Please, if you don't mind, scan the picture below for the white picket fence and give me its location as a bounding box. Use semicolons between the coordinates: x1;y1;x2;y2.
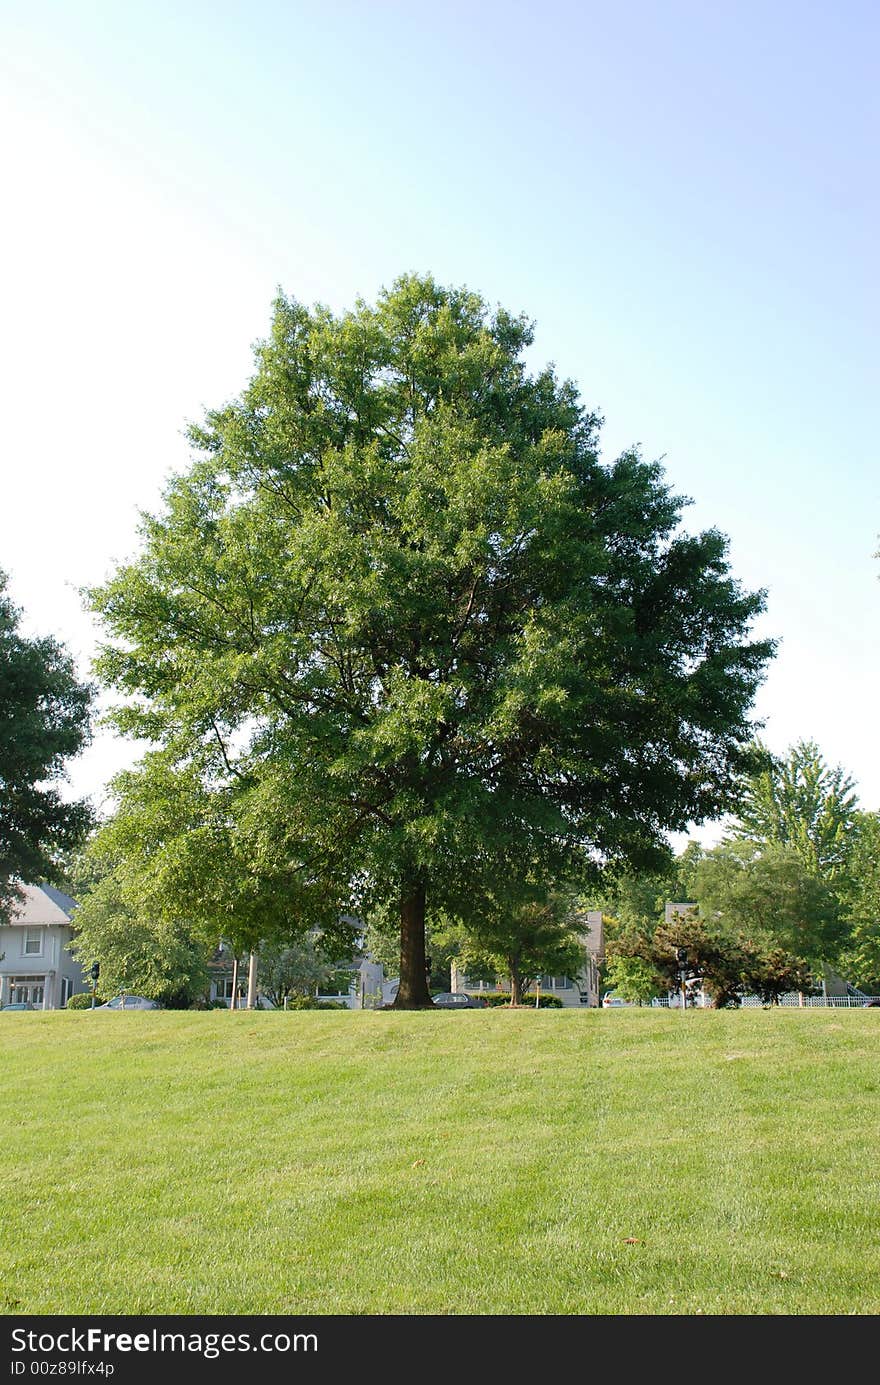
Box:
653;992;879;1009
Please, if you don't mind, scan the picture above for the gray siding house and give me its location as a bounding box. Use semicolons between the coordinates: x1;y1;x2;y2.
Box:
0;884;88;1009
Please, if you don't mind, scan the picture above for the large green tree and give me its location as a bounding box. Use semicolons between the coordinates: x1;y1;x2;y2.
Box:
0;570;93;920
89;275;773;1007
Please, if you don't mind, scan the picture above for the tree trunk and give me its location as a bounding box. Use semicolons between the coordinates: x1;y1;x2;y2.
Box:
392;882;433;1008
509;963;524;1007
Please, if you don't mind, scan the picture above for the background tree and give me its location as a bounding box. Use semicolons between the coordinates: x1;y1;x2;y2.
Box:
602;944;667;1004
837;812;880;992
446;889;585;1006
690;839;847;974
72;750;355;1007
0;569;93;920
731;739;859;877
89;274;774;1007
70;877;209;1006
257;933;357;1007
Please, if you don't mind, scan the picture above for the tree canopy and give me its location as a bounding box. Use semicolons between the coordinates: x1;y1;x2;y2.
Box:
0;569;93;920
730;739;859;877
690;839;847;972
89;274;774;1006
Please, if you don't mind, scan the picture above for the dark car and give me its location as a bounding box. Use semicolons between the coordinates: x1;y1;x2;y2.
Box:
432;992;486;1009
863;999;880;1007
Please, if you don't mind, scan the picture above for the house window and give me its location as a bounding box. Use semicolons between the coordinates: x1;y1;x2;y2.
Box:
24;929;43;956
11;978;44;1005
215;978;236;1000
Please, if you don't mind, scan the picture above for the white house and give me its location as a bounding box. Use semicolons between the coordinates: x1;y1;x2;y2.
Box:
0;884;88;1009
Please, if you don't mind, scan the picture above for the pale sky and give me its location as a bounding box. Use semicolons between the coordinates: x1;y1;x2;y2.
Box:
1;1;878;836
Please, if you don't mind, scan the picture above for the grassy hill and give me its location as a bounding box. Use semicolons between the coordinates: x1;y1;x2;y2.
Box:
2;1007;879;1315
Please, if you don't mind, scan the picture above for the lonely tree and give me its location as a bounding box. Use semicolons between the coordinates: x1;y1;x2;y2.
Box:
90;275;773;1006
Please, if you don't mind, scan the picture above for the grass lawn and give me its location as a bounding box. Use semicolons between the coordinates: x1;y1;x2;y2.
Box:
2;1007;879;1315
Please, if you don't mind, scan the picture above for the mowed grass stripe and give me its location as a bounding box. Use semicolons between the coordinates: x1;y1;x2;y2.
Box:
1;1009;878;1313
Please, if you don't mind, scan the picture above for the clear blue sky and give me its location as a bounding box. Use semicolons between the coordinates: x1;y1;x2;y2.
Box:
2;0;878;832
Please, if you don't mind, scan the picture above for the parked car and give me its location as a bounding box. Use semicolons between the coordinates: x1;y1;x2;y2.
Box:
1;1002;36;1011
432;991;487;1009
601;992;634;1008
95;994;160;1010
863;999;880;1008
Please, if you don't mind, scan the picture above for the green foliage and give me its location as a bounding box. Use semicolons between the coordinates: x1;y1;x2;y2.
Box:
691;839;846;970
838;812;880;991
282;995;348;1010
81;750;349;960
258;933;357;1007
603;950;666;1004
589;854;678;935
0;570;93;919
731;740;859;878
66;992;105;1009
87;274;773;1006
70;874;210;1007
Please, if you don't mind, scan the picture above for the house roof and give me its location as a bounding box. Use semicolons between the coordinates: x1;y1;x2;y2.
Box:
6;883;77;926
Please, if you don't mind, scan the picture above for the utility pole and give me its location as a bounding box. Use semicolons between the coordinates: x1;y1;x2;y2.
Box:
676;948;689;1013
230;956;239;1011
246;951;258;1010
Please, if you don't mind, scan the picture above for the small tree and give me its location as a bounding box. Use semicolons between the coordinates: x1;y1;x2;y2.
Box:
603;947;666;1004
70;877;209;1006
454;891;584;1006
258;934;357;1007
740;942;814;1006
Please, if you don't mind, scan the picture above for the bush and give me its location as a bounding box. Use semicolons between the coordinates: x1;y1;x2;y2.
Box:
283;996;348;1010
67;992;104;1009
480;992;564;1008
